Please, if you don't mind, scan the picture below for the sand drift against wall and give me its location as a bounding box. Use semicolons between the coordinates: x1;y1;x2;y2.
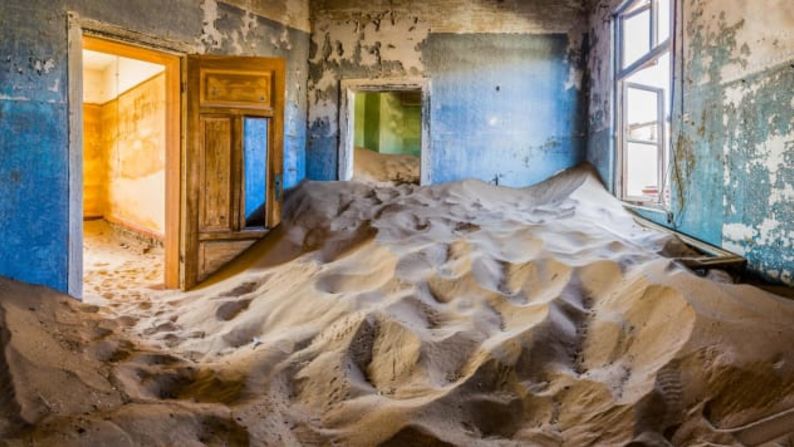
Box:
0;166;793;445
354;146;420;185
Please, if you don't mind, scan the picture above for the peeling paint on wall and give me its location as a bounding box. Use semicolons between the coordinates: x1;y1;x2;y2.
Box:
306;5;432;180
222;0;310;33
0;0;310;292
307;0;588;185
586;0;794;285
311;0;585;34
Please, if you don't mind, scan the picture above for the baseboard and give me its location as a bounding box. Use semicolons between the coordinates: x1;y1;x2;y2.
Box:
103;216;164;246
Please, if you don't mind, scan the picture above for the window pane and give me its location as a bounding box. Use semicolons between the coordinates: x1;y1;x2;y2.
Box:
658;0;671;43
622;8;651;68
625;0;650;14
625;53;671;112
626;87;660;142
626;142;659;198
243;117;268;228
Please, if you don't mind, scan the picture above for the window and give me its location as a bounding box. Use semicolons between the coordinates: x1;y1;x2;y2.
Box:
614;0;673;206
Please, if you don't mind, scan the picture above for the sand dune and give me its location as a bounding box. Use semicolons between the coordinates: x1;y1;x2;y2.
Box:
353;147;420;184
1;166;793;446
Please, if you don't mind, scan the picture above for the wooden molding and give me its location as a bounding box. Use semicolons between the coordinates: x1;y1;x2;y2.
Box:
632;214;747;272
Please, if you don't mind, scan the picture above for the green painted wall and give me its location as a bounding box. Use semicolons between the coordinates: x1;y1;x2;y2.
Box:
354;92;421;157
354;93;366;148
363;93;381;152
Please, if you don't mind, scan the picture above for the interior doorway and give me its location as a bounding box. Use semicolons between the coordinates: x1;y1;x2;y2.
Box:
338;79;431;185
352;91;421;184
79;36;181;303
69;28;287;297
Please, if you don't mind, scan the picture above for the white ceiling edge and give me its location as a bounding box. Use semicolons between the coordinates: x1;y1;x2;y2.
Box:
83;49;165;104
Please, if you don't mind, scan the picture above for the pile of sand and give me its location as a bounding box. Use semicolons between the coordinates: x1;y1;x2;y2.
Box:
353;147;420;185
1;166;793;446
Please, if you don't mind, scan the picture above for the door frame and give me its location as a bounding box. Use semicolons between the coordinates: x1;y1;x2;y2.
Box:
67;15;185;297
338;78;432;185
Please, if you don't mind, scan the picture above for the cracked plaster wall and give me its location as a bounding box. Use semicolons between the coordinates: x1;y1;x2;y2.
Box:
0;0;310;292
306;0;589;186
586;0;794;284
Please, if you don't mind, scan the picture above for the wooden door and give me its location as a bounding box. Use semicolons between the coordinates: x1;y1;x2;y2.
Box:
185;56;285;288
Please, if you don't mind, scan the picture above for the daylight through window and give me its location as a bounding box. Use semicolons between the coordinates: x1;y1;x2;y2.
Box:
615;0;673;206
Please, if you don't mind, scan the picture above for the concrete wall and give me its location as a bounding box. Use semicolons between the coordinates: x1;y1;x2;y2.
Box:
0;0;310;292
307;0;589;186
586;0;794;284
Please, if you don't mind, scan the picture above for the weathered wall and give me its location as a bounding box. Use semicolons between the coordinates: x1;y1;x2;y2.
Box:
377;92;421;156
307;0;588;186
586;0;794;284
83;103;105;218
0;0;310;292
102;73;167;237
362;93;382;152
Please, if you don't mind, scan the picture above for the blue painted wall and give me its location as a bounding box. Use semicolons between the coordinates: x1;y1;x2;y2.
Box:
306;1;588;185
0;0;70;291
586;0;794;285
423;33;586;187
0;0;310;293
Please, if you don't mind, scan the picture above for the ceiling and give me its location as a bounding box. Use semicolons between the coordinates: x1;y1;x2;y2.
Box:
82;49;165;104
82;49;118;71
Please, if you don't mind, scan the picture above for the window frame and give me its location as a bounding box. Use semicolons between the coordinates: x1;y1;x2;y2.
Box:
613;0;675;208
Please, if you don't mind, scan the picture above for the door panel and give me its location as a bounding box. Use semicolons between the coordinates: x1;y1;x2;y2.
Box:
199;239;256;280
202;70;272;108
185;55;285;288
200;116;234;231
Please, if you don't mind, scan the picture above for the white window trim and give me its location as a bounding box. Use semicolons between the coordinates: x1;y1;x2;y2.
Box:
613;0;675;209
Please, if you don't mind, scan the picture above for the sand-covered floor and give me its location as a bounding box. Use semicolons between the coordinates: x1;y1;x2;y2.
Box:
1;166;794;446
83;220;167;306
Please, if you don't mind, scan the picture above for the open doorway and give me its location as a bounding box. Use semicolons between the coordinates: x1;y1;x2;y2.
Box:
352;91;421;184
79;36;180;303
338;79;430;185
